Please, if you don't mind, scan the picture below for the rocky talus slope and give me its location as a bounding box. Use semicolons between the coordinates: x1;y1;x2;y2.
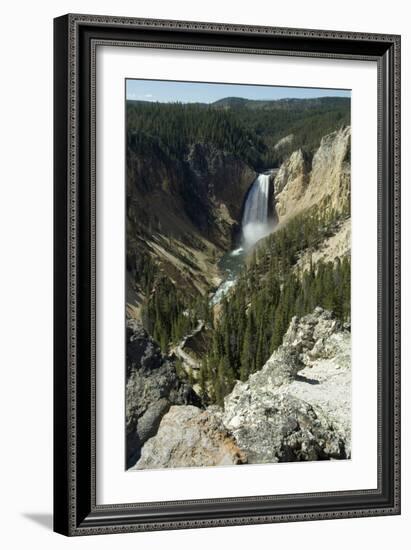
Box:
129;308;351;469
274;126;351;222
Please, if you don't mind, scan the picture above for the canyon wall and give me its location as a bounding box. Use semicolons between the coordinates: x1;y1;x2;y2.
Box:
274;126;351;222
126;142;257;311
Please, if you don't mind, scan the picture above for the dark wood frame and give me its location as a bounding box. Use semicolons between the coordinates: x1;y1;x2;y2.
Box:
54;13;401;536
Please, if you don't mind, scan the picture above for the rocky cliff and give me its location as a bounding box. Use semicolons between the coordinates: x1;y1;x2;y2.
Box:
185;143;257;226
274;126;350;222
126;319;201;468
274;148;310;197
130;308;351;469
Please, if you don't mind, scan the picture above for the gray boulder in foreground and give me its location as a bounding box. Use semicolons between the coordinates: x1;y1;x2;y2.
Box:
222;307;351;463
126;319;201;468
133;405;247;469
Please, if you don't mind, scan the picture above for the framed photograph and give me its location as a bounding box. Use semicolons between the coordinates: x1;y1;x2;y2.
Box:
53;14;401;536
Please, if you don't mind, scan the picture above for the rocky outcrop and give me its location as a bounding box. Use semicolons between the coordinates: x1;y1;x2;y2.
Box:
222;308;351;463
281;307;347;364
274;149;310;197
132;308;351;470
133;405;247;469
126;319;201;468
274;126;350;222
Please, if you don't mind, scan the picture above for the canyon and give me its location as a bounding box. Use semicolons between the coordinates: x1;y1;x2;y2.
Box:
126;96;351;469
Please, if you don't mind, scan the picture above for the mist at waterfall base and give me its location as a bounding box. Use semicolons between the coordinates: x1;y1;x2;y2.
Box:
210;174;275;305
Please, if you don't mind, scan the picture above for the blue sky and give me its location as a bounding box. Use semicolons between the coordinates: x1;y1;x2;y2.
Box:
126;79;351;103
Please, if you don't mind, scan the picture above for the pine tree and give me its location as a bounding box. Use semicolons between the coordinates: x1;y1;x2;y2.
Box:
240;311;256;381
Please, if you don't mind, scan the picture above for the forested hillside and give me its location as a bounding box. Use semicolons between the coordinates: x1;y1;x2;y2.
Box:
212;96;350;166
127;96;350;170
127;101;265;168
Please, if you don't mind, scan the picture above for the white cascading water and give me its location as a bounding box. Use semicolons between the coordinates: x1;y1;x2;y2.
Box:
242;173;273;248
210;172;275;305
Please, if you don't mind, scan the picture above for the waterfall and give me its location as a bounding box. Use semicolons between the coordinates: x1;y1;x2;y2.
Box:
210;172;275;305
242;173;274;248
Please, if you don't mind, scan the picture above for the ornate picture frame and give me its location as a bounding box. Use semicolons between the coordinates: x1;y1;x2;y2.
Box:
53;14;400;536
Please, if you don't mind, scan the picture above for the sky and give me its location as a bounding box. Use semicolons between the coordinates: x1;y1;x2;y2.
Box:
126;79;351;103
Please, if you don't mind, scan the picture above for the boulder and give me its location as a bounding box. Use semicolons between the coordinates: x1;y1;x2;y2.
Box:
133;405;247;469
